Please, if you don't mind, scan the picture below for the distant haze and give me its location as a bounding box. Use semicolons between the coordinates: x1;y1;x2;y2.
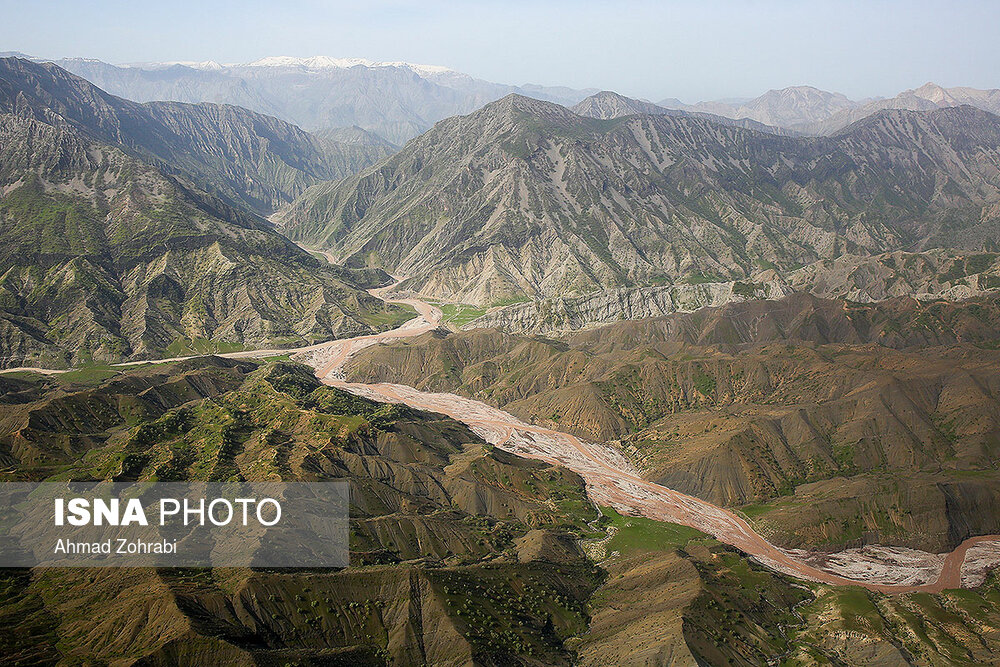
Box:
0;0;996;103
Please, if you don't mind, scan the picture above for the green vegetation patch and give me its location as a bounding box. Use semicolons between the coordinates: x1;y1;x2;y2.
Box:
691;367;716;397
441;303;487;326
681;272;726;285
490;296;532;308
738;503;775;519
600;506;706;554
362;302;417;329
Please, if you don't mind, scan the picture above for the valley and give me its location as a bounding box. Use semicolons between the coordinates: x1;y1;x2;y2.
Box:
300;292;1000;593
9;285;995;593
3;33;1000;663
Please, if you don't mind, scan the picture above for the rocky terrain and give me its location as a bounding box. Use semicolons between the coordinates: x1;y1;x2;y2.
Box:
802;82;1000;135
0;358;603;664
5;40;1000;666
570;90;794;135
786;249;1000;302
470;250;1000;334
467;275;793;334
31;48;1000;145
663;86;857;129
280;94;1000;306
3;351;998;665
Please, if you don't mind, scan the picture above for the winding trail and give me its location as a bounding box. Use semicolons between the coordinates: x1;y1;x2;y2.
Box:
3;282;998;593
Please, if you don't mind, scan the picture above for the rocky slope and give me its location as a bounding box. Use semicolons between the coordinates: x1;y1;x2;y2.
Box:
0;62;408;369
661;82;1000;136
803;81;1000;135
662;86;857;129
471;250;1000;334
0;57;390;215
280;94;1000;305
5;357;993;665
786;248;1000;302
581;527;1000;666
467;274;793;334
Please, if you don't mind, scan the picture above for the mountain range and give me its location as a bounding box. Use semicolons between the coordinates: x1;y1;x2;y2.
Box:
11;53;596;145
0;57;391;215
9;51;1000;146
0;57;407;368
570;90;797;135
663;82;1000;135
279;93;1000;305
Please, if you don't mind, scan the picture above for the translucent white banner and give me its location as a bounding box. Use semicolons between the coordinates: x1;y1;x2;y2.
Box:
0;482;349;567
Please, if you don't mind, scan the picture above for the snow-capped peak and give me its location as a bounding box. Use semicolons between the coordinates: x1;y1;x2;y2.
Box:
243;56;454;77
163;60;224;70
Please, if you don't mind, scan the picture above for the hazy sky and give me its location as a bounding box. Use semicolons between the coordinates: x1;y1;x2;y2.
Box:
2;0;997;102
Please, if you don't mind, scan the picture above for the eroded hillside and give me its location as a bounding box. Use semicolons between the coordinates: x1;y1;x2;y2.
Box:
345;294;1000;553
0;59;409;369
280;95;1000;305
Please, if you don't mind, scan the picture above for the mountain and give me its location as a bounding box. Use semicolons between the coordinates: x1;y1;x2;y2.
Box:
660;86;858;128
572;90;668;117
666;83;1000;136
729;86;856;127
311;124;397;149
0;58;408;368
571;90;795;135
39;54;597;144
803;81;1000;135
279;94;1000;305
469;248;1000;334
0;57;391;215
467;275;794;334
786;248;1000;302
11;357;996;665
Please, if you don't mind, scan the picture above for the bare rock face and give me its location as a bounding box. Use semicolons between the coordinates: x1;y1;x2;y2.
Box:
466;278;794;334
